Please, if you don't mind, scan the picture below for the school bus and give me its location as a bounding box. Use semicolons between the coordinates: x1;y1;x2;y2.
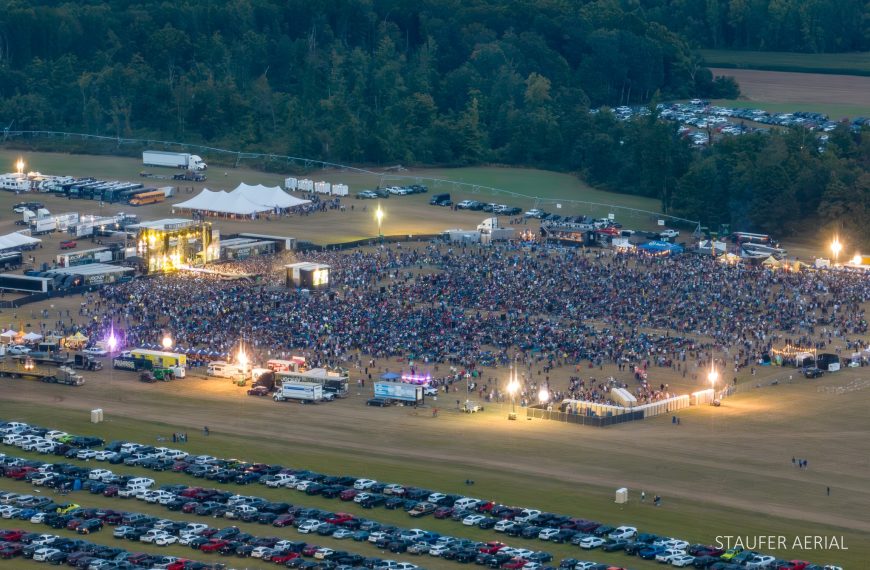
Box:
129;190;166;206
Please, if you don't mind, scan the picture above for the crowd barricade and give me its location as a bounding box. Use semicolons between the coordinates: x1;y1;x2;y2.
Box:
529;393;692;427
526;405;644;427
691;388;714;405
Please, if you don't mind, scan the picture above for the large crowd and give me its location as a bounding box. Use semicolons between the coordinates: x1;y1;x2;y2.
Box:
69;241;870;406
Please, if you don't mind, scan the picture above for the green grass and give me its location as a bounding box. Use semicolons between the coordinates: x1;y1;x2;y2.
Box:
0;401;864;567
701;49;870;76
711;98;869;120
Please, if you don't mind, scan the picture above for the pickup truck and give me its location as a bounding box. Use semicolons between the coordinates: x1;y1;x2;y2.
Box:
659;229;680;239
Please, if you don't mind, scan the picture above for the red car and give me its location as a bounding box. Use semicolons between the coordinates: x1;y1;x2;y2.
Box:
433;507;454;519
66;518;85;531
778;562;810;570
0;530;24;541
339;489;359;501
501;558;527;569
479;542;506;555
0;543;23;558
301;544;319;557
181;502;199;513
325;513;353;525
272;514;296;527
60;240;77;250
477;501;495;512
166;561;190;570
270;552;300;564
6;467;36;480
200;539;229;552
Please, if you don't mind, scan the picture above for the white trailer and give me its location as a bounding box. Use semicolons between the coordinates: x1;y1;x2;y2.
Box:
314;181;331;194
284;177;298;191
142;150;207;171
273;381;323;402
331;184;349;196
297;179;314;192
32;218;57;235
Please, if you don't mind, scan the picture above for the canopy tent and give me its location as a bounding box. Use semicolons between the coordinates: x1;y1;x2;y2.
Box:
762;256;781;268
174;183;310;216
231;183;310;209
0;232;41;251
22;332;43;342
638;241;684;255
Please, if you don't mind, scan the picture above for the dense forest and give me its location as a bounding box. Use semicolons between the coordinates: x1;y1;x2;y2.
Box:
0;1;867;244
639;0;870;53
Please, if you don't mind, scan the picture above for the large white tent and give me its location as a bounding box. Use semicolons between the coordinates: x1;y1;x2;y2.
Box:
0;231;41;252
173;183;310;216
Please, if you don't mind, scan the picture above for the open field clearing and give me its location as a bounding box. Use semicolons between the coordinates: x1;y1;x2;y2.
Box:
701;49;870;76
708;68;870;116
0;362;868;566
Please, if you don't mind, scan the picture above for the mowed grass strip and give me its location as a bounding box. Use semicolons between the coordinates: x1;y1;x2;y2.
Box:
700;49;870;76
0;401;863;566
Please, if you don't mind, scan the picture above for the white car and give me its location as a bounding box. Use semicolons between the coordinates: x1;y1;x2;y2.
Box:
514;509;541;523
655;549;686;563
88;469;114;482
81;347;108;357
297;519;322;533
579;536;607;550
427;492;447;503
294;480;314;492
609;526;637;540
537;528;560;541
494;519;517;532
354;478;377;490
33;548;61;562
30;512;47;523
660;229;680;238
383;483;405;495
428;545;450;557
250;546;276;559
671;554;696;567
462;514;485;526
332;528;354;539
113;526;133;538
353;492;371;504
94;451;117;461
29;534;56;546
154;534;178;546
35;441;57;454
313;548;335;560
7;346;30;355
266;474;295;487
524;209;545;218
394;564;418;570
44;430;67;441
76;449;97;460
745;555;776;569
140;530;170;544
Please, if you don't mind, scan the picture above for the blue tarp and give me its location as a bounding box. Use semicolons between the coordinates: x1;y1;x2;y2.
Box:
638;241;684;254
381;372;401;380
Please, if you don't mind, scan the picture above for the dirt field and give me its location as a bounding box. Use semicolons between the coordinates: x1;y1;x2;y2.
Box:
709;68;870;109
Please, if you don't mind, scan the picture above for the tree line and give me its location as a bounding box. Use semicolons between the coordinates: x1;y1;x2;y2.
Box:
638;0;870;53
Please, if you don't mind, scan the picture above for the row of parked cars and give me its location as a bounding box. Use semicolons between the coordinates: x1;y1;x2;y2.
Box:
356;185;428;199
0;420;844;570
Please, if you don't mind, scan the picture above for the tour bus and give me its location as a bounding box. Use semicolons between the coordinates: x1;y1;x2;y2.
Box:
275;367;348;397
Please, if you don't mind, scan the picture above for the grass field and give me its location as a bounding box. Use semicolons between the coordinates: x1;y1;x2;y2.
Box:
712;98;870;122
701;49;870;76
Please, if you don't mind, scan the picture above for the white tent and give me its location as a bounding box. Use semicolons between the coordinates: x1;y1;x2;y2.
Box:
23;332;43;342
173;183;310;216
0;232;41;251
230;183;310;209
0;329;17;338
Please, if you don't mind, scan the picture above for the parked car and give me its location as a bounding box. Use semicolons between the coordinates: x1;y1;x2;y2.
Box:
59;240;77;250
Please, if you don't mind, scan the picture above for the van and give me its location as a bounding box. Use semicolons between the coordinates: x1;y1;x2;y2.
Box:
429;193;451;206
453;497;480;511
207;361;240;378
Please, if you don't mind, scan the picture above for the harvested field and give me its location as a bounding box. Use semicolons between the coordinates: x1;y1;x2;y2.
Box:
710;68;870;110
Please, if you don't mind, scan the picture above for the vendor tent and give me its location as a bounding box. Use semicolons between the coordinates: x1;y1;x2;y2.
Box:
762;256;781;268
23;332;43;342
0;329;17;341
0;232;41;251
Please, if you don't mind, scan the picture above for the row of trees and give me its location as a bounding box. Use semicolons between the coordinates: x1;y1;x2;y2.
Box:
638;0;870;53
